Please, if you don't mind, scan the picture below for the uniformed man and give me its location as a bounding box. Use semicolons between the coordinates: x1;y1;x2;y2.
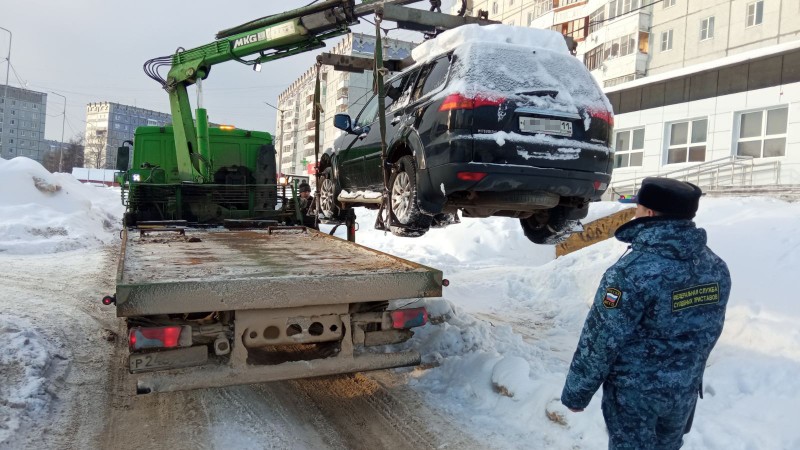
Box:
297;182;317;229
561;177;732;450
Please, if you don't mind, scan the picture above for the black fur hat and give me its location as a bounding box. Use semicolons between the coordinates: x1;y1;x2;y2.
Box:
298;182;311;193
635;177;702;219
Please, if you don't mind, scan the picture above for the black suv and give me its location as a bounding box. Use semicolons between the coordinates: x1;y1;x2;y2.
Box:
318;35;614;244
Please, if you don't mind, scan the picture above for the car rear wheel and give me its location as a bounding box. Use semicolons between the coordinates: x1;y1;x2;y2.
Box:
519;206;580;245
319;168;345;221
389;156;432;237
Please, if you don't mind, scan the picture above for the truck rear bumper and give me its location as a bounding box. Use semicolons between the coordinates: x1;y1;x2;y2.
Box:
135;350;420;394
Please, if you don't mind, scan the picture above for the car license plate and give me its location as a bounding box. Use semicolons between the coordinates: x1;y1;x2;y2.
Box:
519;117;573;136
129;346;208;373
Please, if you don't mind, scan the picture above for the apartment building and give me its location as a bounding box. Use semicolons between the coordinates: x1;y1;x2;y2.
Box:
456;0;800;190
275;32;416;176
84;102;170;170
0;84;48;163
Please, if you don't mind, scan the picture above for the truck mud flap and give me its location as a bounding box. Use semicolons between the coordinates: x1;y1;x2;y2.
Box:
134;350;421;395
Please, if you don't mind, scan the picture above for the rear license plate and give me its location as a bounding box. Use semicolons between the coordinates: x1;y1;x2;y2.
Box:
129;346;208;373
519;117;573;136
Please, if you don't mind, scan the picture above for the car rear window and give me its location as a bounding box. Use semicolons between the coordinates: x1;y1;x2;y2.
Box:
447;42;609;112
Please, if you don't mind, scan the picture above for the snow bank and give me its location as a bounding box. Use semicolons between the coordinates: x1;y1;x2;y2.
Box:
411;24;569;63
0;313;66;444
328;197;800;449
324;208;555;268
0;157;124;254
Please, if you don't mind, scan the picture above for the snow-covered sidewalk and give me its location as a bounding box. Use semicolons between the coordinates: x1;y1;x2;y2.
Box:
2;154;799;449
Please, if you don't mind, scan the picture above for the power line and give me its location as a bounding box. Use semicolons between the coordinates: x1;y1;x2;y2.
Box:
587;0;665;28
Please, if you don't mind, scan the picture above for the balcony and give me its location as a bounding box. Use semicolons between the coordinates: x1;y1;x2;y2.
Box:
305;121;317;131
337;87;348;99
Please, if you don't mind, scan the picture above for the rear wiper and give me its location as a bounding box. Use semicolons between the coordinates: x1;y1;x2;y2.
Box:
516;90;558;99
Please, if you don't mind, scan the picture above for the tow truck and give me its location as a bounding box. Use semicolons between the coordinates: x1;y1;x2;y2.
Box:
106;0;492;394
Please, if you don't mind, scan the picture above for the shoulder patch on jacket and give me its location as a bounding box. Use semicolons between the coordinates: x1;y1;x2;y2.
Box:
672;283;720;312
603;288;622;309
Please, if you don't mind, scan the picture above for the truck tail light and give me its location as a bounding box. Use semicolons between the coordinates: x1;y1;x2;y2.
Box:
439;93;505;111
129;326;182;351
390;308;428;329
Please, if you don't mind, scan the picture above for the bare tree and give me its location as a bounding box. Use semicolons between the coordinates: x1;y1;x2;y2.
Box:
83;129;107;169
42;134;85;173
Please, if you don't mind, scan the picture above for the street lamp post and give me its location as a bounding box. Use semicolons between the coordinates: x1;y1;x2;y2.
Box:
264;101;286;177
0;27;11;156
49;91;66;172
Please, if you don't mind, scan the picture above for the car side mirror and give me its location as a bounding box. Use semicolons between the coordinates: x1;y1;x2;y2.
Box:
333;114;353;134
116;144;131;171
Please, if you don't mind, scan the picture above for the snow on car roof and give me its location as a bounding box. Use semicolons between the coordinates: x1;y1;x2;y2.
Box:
411;24;569;63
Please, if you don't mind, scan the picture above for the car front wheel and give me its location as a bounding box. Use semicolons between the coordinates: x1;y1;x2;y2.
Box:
388;156;432;237
519;206;580;245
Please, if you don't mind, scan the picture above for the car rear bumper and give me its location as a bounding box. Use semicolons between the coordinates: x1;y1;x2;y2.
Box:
417;162;611;215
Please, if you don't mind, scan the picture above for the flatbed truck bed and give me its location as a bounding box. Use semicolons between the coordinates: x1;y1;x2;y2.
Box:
113;226;444;394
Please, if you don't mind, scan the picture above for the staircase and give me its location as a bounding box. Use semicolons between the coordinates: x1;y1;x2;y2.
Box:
605;156;797;200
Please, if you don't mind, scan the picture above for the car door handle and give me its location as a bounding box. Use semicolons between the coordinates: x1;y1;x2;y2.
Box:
390;116;402;126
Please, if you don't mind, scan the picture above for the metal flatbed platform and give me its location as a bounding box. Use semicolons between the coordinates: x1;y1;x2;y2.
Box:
115;227;443;316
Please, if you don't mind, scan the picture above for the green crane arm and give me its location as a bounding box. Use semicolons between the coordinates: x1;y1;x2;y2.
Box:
144;0;359;182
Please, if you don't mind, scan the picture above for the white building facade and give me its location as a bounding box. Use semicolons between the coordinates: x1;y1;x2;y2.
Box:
84;102;170;170
456;0;800;191
275;33;416;176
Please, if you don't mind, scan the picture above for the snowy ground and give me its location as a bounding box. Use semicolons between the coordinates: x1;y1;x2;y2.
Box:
1;155;798;449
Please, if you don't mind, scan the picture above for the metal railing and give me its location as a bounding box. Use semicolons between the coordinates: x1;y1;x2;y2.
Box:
608;155;782;197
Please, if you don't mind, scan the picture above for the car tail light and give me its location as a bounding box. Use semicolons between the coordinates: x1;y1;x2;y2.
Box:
439;93;505;111
586;107;614;144
594;180;608;191
457;171;488;181
129;326;182;351
390;308;429;329
588;108;614;128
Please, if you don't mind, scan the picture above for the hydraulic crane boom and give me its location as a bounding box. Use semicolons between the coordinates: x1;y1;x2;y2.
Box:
144;0;363;182
143;0;434;183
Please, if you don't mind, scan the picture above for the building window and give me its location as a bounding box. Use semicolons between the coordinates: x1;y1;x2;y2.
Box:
746;1;764;27
552;17;589;41
604;33;637;60
492;2;499;14
508;0;513;5
614;128;645;168
663;0;676;7
639;31;650;53
736;107;788;158
660;29;673;51
609;0;641;19
589;7;605;34
667;118;707;164
528;0;553;21
701;16;715;40
584;45;604;71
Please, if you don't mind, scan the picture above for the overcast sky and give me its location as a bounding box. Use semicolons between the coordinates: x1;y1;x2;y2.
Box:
0;0;455;142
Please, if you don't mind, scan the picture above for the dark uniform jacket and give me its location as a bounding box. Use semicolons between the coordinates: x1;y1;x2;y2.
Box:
562;217;732;409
